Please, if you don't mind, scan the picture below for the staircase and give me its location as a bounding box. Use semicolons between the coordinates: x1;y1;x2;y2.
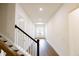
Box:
0;35;27;56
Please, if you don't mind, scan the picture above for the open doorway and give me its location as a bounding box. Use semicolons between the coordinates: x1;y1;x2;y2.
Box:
35;23;46;39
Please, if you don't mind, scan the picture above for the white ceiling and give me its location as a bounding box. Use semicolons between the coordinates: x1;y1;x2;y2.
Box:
19;3;63;23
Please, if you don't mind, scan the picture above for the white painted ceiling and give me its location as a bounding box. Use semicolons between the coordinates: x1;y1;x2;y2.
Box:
19;3;63;23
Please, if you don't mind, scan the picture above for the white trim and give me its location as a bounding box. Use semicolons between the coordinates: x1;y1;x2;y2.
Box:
0;33;31;56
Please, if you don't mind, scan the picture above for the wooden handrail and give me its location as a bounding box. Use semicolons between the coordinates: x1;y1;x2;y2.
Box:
0;40;19;56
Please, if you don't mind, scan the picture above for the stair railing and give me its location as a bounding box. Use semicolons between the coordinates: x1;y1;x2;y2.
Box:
15;25;39;56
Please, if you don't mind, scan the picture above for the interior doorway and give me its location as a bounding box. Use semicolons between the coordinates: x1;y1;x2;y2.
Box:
35;23;46;39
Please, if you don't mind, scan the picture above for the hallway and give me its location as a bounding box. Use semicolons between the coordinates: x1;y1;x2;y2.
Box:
1;3;79;56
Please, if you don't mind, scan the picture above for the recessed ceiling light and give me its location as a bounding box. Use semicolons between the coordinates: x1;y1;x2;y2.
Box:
39;8;43;11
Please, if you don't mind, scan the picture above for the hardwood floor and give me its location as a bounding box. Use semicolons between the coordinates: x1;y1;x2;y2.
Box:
27;39;58;56
40;39;58;56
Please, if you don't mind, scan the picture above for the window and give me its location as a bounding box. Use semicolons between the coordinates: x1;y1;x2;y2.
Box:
35;24;45;38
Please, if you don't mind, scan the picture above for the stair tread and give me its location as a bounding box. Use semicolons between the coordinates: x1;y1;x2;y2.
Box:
5;41;13;47
0;38;7;42
0;35;2;37
8;45;13;47
3;41;7;42
14;50;19;52
20;54;24;56
0;37;27;56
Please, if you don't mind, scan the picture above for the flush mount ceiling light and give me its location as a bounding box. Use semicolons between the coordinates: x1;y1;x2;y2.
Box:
35;22;45;25
39;8;43;11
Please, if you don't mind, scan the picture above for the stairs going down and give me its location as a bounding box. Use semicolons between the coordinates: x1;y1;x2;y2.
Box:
0;35;28;56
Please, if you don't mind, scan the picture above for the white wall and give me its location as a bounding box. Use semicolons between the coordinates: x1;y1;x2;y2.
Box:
15;4;35;50
0;4;2;33
0;4;15;42
46;4;79;56
0;3;35;53
15;4;35;37
69;8;79;55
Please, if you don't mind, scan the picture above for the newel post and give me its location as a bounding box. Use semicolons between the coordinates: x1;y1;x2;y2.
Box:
37;39;39;56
